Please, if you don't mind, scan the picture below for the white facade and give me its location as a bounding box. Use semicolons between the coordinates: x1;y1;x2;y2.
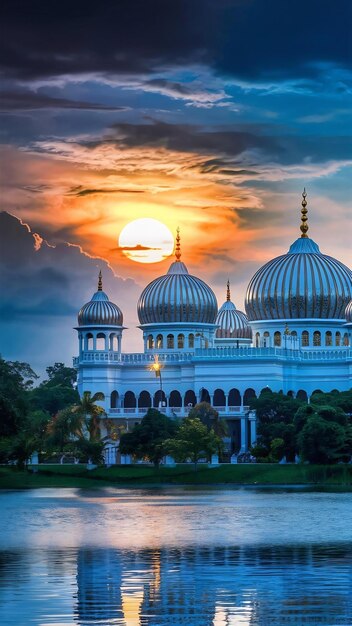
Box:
74;195;352;454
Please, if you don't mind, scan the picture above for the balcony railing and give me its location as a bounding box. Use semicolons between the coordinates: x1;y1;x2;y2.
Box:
108;406;250;418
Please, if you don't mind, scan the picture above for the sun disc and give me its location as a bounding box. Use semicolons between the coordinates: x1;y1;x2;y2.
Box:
119;218;174;264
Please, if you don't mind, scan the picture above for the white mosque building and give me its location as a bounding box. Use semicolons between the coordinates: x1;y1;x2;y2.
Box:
74;192;352;453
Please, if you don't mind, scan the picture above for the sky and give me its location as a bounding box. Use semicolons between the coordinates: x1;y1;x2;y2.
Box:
0;0;351;375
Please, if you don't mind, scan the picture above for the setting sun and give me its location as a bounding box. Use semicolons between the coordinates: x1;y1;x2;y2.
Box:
118;218;174;264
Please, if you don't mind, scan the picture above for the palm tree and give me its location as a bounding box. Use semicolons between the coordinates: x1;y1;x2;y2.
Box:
72;391;106;441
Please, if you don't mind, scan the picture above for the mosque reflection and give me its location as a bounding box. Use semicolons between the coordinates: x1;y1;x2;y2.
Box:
75;544;352;625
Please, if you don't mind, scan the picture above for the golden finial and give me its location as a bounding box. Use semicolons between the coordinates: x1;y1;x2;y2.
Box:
175;227;181;261
226;280;231;301
98;270;103;291
300;188;309;238
284;322;291;335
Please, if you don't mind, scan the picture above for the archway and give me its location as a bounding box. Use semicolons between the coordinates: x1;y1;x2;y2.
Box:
228;388;241;406
169;390;182;407
124;391;136;408
243;388;256;405
200;388;210;403
296;389;308;402
153;390;167;408
110;390;119;408
138;390;151;408
184;390;197;407
213;389;226;407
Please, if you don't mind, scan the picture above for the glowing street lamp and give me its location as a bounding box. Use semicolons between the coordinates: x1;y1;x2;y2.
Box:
149;356;164;408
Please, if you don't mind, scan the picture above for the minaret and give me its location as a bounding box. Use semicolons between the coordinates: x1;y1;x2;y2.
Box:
300;188;309;238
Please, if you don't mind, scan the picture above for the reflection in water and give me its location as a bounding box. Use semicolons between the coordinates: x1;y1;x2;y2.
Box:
0;489;351;625
73;545;352;626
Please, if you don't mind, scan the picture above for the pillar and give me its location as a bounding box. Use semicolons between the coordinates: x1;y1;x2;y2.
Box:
240;417;247;452
250;419;256;446
225;393;229;413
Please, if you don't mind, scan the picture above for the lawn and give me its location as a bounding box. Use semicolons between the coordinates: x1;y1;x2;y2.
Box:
0;463;351;489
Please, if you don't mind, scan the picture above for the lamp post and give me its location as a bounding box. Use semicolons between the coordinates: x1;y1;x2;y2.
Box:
149;356;164;408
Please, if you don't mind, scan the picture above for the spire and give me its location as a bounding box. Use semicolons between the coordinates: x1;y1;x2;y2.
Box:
98;270;103;291
175;227;181;261
300;188;309;238
226;279;231;301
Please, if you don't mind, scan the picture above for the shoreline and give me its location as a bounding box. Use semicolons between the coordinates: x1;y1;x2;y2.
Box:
1;464;352;491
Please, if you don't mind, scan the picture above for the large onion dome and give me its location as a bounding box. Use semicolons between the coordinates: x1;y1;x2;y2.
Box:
345;300;352;323
78;271;123;326
216;281;252;338
245;191;352;321
137;230;218;325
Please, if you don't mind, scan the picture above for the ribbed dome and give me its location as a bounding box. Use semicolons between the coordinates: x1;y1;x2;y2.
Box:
245;237;352;321
78;272;123;326
345;300;352;323
216;282;252;338
137;259;218;325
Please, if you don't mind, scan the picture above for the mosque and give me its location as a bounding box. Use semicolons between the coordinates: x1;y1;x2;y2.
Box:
74;192;352;453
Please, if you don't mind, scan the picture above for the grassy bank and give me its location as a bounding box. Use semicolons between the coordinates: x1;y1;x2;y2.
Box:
1;463;352;489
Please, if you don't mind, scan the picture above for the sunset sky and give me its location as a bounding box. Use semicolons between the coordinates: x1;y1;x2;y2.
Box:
0;0;351;374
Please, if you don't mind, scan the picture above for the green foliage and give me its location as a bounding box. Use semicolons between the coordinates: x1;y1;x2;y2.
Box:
0;358;38;437
188;402;228;438
165;417;221;470
119;408;178;467
29;362;79;415
298;417;349;464
270;437;285;462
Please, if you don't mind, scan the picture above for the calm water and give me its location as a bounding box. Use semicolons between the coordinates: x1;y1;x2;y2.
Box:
0;488;351;625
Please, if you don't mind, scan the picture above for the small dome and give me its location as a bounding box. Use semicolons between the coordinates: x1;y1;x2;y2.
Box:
345;300;352;323
216;282;252;338
137;230;218;325
78;272;123;326
245;192;352;321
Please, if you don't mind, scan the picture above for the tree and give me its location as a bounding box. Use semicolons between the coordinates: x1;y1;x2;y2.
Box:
188;402;228;438
72;391;106;441
119;408;177;467
0;358;38;438
165;417;221;470
30;362;79;415
298;417;349;464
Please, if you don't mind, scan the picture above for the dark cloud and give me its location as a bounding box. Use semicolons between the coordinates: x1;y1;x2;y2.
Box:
66;186;144;197
0;211;140;320
119;245;162;252
0;1;350;83
105;119;280;157
0;90;127;111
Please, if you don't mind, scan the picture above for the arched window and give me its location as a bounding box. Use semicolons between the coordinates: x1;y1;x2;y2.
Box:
110;391;118;408
313;331;321;346
296;389;308;402
153;389;166;408
188;333;195;348
255;332;260;347
302;330;309;347
274;331;281;347
343;332;349;346
228;388;241;406
263;331;270;347
138;390;151;408
336;331;341;346
147;334;154;349
177;333;185;349
124;391;136;408
243;388;256;405
325;331;332;346
213;389;226;407
156;334;163;349
87;333;93;350
109;333;118;351
184;389;197;407
169;390;182;407
200;388;210;403
287;390;294;398
167;334;174;349
96;332;106;350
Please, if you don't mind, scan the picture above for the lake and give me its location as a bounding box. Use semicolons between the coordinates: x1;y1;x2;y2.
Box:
0;487;351;625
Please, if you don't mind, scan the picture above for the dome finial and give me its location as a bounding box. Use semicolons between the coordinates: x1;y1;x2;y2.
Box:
226;279;231;301
175;227;181;261
98;270;103;291
300;188;309;238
